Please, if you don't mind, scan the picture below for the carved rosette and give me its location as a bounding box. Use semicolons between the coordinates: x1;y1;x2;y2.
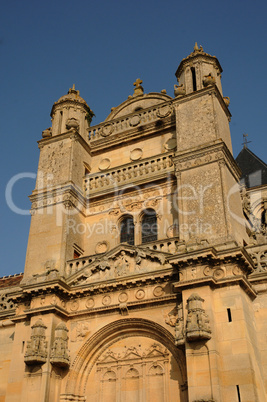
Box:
185;294;211;342
50;322;70;368
24;319;48;365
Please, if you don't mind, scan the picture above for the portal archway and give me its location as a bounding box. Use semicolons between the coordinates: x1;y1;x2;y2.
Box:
62;318;187;401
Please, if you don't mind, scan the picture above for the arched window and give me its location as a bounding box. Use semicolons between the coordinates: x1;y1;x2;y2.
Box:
120;216;135;245
141;209;157;243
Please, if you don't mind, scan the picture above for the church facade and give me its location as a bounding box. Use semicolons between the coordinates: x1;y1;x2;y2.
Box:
1;44;267;401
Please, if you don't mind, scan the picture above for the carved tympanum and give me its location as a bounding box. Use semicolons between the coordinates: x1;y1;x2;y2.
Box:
50;322;70;368
24;319;48;365
185;293;211;342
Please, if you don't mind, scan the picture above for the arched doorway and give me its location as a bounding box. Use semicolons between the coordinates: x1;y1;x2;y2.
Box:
62;319;188;402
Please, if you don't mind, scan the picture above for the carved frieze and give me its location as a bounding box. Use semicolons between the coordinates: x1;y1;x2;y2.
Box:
178;261;247;283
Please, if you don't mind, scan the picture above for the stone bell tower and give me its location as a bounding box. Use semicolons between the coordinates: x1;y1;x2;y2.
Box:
23;86;93;280
173;44;247;247
171;45;264;402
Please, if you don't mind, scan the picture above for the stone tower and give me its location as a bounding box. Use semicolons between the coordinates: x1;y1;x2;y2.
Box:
0;45;267;402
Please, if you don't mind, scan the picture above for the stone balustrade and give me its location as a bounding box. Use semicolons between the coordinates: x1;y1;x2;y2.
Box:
88;101;173;142
140;238;180;254
84;153;174;196
66;256;96;277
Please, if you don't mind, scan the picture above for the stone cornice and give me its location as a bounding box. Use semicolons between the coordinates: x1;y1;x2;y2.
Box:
29;182;87;214
172;139;241;182
168;244;254;270
173;275;257;299
38;129;91;154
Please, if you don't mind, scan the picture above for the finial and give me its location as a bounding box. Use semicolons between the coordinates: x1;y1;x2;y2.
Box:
133;78;144;97
68;84;79;96
194;42;199;51
242;133;251;149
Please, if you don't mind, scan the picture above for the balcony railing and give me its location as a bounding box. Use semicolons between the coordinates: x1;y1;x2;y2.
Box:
84;153;174;196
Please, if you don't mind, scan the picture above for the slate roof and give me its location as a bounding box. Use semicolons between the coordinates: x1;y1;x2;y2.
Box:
235;147;267;188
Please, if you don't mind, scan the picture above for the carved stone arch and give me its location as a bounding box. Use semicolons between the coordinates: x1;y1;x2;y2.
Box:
103;369;116;380
148;362;164;375
62;318;187;401
138;207;157;222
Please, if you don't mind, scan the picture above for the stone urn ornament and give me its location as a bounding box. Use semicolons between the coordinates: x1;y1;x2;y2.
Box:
174;84;186;97
203;73;215;87
223;96;230;107
66;118;79;130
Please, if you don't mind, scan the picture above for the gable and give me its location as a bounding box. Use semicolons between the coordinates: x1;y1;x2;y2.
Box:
67;244;170;287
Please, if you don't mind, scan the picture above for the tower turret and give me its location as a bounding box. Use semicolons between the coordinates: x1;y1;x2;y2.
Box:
175;43;223;96
50;85;93;141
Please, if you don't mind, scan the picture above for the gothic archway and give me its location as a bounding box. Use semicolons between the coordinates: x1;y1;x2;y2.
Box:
61;318;187;401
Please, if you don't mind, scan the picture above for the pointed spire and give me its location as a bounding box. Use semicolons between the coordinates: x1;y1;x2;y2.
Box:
194;42;199;51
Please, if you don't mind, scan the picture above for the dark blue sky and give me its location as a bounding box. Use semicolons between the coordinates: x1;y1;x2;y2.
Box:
1;0;266;277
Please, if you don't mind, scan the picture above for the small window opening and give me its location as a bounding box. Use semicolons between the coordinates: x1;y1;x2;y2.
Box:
73;243;83;259
227;308;232;322
21;341;25;353
236;385;241;402
191;67;197;91
120;216;135;245
58;110;63;134
141;209;158;243
73;250;81;259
